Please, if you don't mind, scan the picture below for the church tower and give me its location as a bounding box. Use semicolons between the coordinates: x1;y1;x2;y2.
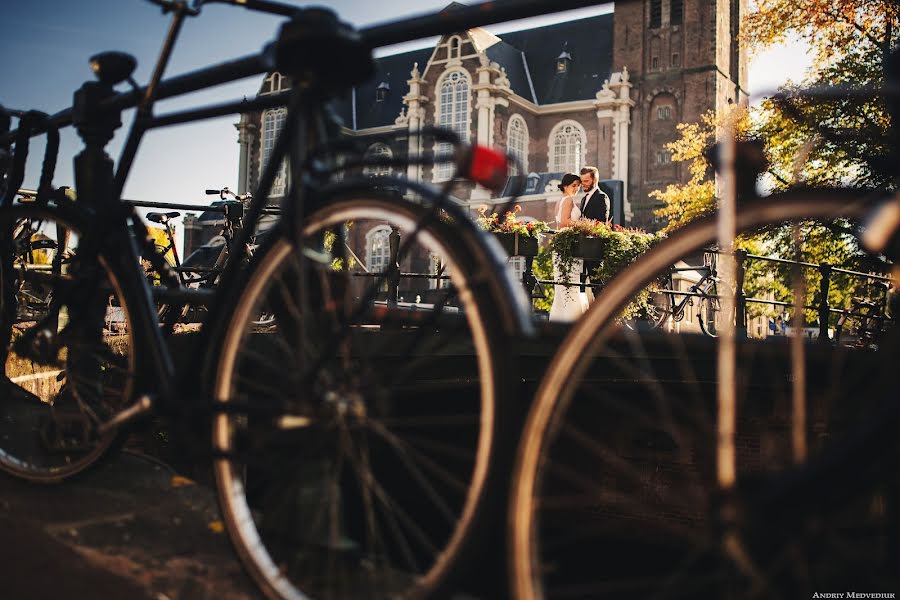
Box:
614;0;748;228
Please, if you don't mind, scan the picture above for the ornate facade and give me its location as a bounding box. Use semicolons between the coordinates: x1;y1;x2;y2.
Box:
236;0;747;231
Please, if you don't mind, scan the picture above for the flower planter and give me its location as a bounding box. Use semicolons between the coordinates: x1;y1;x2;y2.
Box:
572;236;606;260
494;232;539;257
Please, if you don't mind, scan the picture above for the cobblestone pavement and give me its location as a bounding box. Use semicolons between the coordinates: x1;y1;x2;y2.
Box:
0;450;260;600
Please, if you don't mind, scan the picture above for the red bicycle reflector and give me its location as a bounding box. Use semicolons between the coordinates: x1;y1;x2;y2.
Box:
467;145;508;192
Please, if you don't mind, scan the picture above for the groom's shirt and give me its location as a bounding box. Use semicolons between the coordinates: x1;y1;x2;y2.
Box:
580;186;598;212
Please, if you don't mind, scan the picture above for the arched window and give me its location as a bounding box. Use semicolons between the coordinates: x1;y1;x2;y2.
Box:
366;226;392;274
548;120;586;173
657;106;672;120
435;70;471;180
507;115;529;175
262;72;284;95
364;143;392;177
448;36;462;60
262;108;287;197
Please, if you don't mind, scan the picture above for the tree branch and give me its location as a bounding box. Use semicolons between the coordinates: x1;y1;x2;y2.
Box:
823;6;886;50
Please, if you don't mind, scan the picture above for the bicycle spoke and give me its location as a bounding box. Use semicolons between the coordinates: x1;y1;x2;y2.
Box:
367;419;463;521
553;423;707;519
343;429;422;575
232;373;299;406
620;327;701;464
376;415;479;428
398;433;477;463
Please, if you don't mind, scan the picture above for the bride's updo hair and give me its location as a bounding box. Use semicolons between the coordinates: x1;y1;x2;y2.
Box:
557;173;580;191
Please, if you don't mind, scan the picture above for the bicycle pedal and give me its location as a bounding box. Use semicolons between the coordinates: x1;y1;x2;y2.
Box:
40;411;94;453
96;395;154;436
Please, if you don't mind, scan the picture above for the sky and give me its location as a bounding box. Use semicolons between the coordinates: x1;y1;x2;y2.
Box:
1;0;813;211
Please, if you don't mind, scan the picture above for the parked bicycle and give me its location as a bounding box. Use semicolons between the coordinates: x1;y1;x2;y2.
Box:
646;248;722;336
833;279;892;347
510;147;899;600
139;186;272;325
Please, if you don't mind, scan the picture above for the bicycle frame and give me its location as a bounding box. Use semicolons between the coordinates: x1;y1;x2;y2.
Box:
2;0;600;429
660;265;715;317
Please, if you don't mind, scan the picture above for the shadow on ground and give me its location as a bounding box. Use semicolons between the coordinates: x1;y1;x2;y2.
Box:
0;449;259;600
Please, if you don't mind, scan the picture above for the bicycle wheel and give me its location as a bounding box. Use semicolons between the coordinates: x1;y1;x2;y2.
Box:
646;285;673;330
211;191;523;599
698;288;720;337
510;189;899;599
0;204;135;482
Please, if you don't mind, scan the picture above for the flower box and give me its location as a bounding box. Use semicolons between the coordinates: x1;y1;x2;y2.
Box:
572;236;606;260
494;232;539;257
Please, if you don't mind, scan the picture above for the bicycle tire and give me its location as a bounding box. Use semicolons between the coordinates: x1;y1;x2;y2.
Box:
510;188;896;599
0;203;135;482
647;286;672;330
211;191;522;599
697;288;720;337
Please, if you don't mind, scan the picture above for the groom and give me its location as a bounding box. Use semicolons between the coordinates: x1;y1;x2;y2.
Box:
578;166;611;301
578;166;611;223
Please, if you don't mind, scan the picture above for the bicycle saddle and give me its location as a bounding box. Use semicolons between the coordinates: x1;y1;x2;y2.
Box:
146;211;180;224
89;51;137;85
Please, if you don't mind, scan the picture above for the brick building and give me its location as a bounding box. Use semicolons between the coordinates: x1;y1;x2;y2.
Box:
235;0;747;232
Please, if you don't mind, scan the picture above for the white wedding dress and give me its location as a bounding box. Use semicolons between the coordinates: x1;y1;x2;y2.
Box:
549;198;590;322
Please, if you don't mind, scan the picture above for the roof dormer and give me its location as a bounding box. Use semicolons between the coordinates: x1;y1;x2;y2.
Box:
556;45;572;74
375;81;390;103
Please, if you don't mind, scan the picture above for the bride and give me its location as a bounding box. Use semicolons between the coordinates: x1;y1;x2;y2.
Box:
549;173;590;322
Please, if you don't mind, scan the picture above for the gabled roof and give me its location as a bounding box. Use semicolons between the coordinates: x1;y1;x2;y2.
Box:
496;13;613;105
484;39;535;102
333;12;614;130
332;46;433;131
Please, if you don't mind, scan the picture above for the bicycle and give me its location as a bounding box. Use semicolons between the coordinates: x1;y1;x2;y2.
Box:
508;64;900;596
510;183;900;599
0;0;605;598
4;199;65;323
833;279;892;347
141;186;268;325
646;248;722;336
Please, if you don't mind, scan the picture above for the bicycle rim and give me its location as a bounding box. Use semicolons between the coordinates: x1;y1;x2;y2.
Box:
511;189;897;599
212;194;506;599
0;204;134;482
698;292;720;337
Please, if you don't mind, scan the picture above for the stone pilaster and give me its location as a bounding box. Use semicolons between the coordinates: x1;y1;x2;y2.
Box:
235;113;257;196
402;62;428;182
595;67;634;223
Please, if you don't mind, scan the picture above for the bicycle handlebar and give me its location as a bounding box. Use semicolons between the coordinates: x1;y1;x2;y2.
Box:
145;0;200;16
198;0;296;17
206;186;251;201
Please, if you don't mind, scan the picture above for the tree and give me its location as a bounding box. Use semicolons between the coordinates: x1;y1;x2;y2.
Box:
650;107;750;232
649;114;717;232
744;0;898;190
655;0;899;221
647;1;899;329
